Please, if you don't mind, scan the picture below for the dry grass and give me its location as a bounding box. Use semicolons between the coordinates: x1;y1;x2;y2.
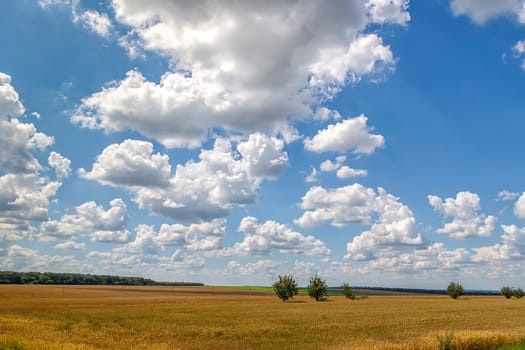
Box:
0;285;524;350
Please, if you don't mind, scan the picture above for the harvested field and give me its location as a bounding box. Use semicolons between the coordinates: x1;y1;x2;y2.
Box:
0;285;524;350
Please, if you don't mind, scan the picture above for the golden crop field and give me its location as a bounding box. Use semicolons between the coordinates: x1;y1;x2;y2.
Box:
0;285;524;350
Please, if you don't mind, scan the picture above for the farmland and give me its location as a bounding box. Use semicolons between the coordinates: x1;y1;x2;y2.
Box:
0;285;524;350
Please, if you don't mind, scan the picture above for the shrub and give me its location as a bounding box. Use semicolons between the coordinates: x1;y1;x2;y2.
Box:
501;286;514;299
514;288;524;299
447;282;464;300
272;275;298;302
342;282;354;300
307;275;328;301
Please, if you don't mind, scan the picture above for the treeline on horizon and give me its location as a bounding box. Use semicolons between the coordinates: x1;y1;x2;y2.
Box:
0;271;203;286
330;286;500;296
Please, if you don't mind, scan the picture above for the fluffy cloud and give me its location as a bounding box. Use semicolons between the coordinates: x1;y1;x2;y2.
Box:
54;240;86;250
295;183;379;228
450;0;525;24
237;133;288;180
513;192;525;218
74;9;112;37
473;225;525;261
428;191;496;239
40;198;130;243
363;242;472;273
0;72;25;119
0;174;61;240
233;216;330;256
156;219;226;251
304;115;384;154
84;136;287;221
344;188;423;260
79;139;171;188
336;166;368;179
226;259;283;279
48;151;71;179
0;244;82;272
73;1;408;148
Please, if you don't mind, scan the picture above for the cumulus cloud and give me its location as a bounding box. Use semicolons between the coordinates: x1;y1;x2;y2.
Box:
336;166;368;179
513;192;525;218
73;9;112;37
0;174;61;240
73;1;408;148
84;135;287;221
364;242;472;273
156;219;226;251
79;139;171;188
226;259;283;279
295;183;379;228
40;198;130;243
1;244;82;273
233;216;330;256
48;151;71;179
0;72;25;119
473;224;525;262
54;240;85;250
428;191;496;239
304;115;384;154
450;0;525;24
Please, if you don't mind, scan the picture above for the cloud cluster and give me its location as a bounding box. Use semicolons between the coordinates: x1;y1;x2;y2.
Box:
82;135;288;221
428;191;495;239
0;72;61;241
450;0;525;24
72;0;408;148
40;198;130;244
233;216;330;256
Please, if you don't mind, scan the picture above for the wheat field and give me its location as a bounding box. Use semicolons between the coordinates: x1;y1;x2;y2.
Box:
0;285;524;350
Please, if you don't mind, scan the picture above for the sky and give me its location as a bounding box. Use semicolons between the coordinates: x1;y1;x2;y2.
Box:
1;0;525;289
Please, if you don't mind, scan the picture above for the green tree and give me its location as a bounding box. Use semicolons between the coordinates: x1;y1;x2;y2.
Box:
501;286;514;299
307;275;328;301
272;275;298;302
514;288;524;299
447;282;464;300
342;282;354;300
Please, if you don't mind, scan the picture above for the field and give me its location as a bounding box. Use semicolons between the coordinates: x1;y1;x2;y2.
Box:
1;285;524;350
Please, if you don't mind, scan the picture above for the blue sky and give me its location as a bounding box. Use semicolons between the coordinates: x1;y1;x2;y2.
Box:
1;0;525;289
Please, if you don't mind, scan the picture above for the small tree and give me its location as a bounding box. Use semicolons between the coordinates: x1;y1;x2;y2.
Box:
342;282;354;300
272;275;298;302
307;275;328;301
514;288;524;299
501;286;514;299
447;282;464;300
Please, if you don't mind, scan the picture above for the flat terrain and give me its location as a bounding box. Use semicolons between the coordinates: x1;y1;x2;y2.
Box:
0;285;524;350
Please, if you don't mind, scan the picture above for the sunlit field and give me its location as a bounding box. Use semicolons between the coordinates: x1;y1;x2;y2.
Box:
1;285;524;350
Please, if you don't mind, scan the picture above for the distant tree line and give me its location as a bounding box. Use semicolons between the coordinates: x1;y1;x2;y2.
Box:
0;271;203;286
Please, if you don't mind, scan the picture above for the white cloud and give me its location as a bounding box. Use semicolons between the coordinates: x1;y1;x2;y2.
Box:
237;133;288;180
513;192;525;218
40;198;130;243
336;166;368;179
233;216;330;256
0;173;61;240
367;0;411;25
497;190;520;201
305;167;318;183
344;188;423;260
320;156;347;172
156;219;225;251
364;242;472;273
0;118;54;173
295;183;379;228
0;72;25;119
79;139;171;188
73;1;408;148
428;191;496;239
304;115;384;154
48;151;71;179
226;259;283;278
84;136;287;221
473;224;525;261
1;244;82;273
74;9;112;37
450;0;525;24
54;240;85;250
